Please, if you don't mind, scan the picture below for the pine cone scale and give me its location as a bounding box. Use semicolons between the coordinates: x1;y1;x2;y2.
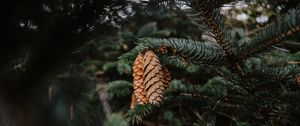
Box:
145;77;160;89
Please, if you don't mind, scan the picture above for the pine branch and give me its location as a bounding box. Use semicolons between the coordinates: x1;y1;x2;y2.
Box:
246;65;299;80
165;79;253;112
119;38;226;67
106;80;132;99
192;0;233;57
238;4;300;59
167;78;229;98
126;104;152;125
191;0;253;95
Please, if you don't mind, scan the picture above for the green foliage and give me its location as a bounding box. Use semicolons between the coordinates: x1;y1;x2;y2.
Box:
168;79;202;93
112;1;300;126
247;65;298;79
168;78;229;98
191;0;233;55
201;77;228;97
119;37;226;67
102;62;132;75
106;80;132;99
239;4;300;59
236;122;251;126
104;113;129;126
163;111;182;126
110;78;230;125
136;22;159;37
126;104;152;125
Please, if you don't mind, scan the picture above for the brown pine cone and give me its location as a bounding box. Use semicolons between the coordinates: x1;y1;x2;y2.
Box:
132;49;172;106
132;53;148;105
143;50;171;106
148;66;171;105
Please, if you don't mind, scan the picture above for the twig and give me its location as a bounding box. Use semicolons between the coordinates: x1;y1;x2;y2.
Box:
287;61;300;64
95;79;112;119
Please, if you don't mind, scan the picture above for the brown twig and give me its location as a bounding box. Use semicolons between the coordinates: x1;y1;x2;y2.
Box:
95;78;112;119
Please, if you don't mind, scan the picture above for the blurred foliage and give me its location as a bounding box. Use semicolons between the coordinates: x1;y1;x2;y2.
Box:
103;113;128;126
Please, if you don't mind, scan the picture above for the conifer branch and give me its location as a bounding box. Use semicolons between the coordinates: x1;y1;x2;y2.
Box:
192;0;232;57
119;38;226;66
238;5;300;59
126;104;152;125
192;0;253;94
167;78;229;98
246;65;299;80
106;80;132;99
165;79;256;112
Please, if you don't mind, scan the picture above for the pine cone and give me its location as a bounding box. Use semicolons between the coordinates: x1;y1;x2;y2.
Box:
132;49;172;106
143;50;171;105
132;53;148;105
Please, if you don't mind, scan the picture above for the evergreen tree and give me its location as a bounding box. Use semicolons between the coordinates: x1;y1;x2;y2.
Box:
107;0;300;125
1;0;300;126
